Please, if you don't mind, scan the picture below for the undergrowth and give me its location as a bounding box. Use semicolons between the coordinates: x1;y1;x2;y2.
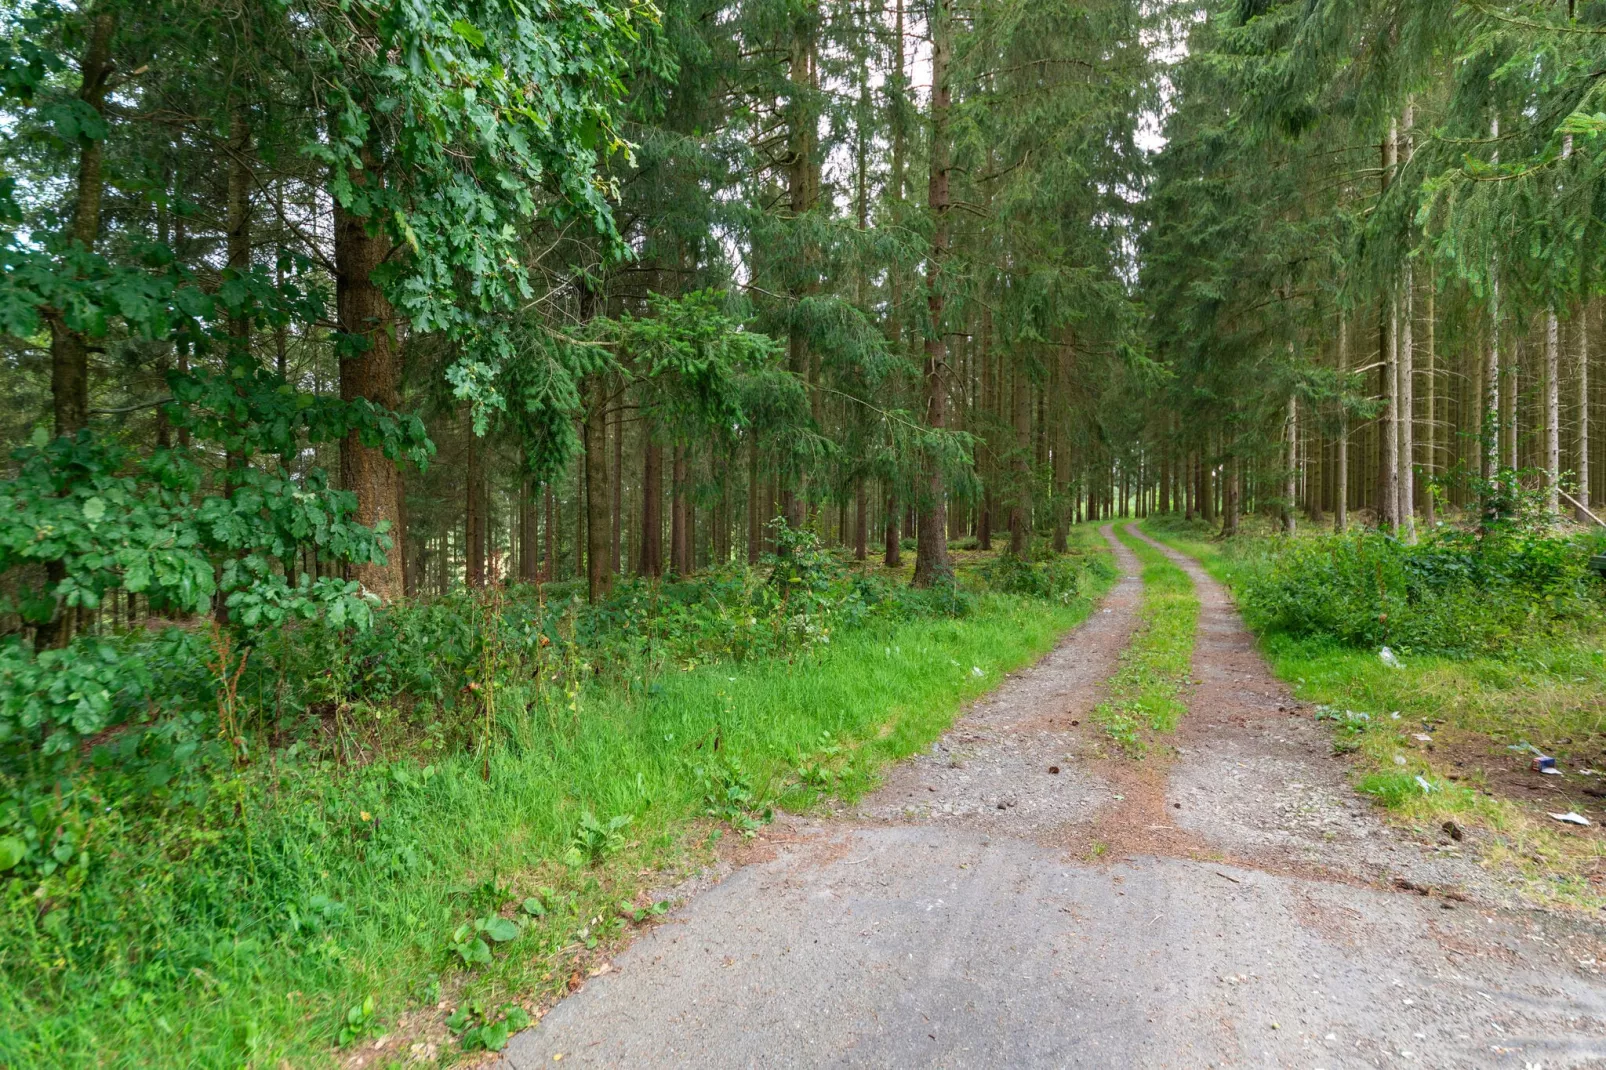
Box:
1142;515;1606;909
0;525;1118;1066
1090;524;1198;755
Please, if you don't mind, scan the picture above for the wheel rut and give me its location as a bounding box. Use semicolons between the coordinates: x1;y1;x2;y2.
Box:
500;525;1606;1069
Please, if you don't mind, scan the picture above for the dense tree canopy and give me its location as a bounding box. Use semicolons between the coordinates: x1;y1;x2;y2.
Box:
5;0;1604;816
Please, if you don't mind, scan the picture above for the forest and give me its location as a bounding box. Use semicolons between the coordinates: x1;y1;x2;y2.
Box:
2;0;1605;1065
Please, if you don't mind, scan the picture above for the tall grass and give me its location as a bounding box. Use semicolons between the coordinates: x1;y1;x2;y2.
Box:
1142;516;1606;909
0;550;1114;1067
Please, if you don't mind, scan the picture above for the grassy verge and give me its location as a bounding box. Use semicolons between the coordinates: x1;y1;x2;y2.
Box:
1090;523;1199;754
1142;516;1606;909
2;538;1116;1068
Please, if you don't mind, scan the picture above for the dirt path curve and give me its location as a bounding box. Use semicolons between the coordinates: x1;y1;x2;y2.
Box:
502;525;1606;1069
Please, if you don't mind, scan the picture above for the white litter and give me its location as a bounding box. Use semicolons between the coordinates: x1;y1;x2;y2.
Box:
1413;733;1433;742
1415;776;1437;793
1549;812;1593;827
1379;647;1404;669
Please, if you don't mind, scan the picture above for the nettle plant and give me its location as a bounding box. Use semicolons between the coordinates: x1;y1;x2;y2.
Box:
0;357;431;885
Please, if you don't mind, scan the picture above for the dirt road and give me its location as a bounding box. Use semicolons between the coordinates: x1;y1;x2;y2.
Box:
501;525;1606;1068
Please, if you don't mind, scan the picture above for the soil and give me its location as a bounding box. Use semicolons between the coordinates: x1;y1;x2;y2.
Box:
497;524;1606;1069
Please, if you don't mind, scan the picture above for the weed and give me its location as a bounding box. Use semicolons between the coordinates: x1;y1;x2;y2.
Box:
564;811;635;867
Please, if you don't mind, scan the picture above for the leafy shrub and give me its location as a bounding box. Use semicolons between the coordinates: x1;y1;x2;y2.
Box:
987;551;1113;604
1236;527;1606;657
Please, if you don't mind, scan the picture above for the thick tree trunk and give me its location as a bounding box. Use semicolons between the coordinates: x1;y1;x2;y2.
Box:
519;476;539;583
335;145;404;601
641;439;663;577
912;0;953;588
48;12;116;442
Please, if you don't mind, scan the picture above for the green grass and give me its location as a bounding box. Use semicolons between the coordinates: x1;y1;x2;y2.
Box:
1;535;1117;1068
1089;523;1199;754
1141;515;1606;908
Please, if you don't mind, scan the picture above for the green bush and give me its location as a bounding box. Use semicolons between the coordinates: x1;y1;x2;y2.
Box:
986;551;1115;604
1235;527;1606;658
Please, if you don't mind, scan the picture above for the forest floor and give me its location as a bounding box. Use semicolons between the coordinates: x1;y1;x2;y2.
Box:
496;524;1606;1069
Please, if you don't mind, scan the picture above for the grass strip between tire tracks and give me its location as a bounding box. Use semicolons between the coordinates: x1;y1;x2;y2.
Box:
1090;524;1199;754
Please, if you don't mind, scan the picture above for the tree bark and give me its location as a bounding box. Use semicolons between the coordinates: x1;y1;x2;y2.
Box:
1283;395;1297;534
1580;304;1592;518
48;11;117;441
1546;307;1561;517
585;374;613;601
465;425;485;587
912;0;953;588
1336;312;1349;532
746;432;762;565
641;438;663;577
671;446;690;575
335;142;403;600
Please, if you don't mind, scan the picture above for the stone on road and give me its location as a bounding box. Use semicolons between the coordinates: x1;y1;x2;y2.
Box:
502;525;1606;1068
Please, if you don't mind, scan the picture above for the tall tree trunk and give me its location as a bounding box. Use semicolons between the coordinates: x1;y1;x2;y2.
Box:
912;0;953;588
465;425;485;587
1423;286;1437;526
1579;304;1592;519
746;432;762;565
1546;308;1561;517
1008;354;1032;558
612;391;623;574
544;482;555;582
1399;265;1416;543
884;489;901;567
584;374;613;601
641;439;663;577
519;476;538;583
1336;312;1349;532
1283;395;1297;534
854;478;868;560
48;12;116;441
335;142;403;600
1483;113;1502;515
671;446;690;575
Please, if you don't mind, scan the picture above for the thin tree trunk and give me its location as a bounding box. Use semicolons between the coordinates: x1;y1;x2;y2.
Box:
612;389;623;574
671;446;690;575
1546;307;1561;517
746;432;762;565
585;375;613;601
1283;395;1297;534
884;489;901;567
1337;312;1349;532
1399;264;1416;543
466;426;485;587
1580;304;1592;518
